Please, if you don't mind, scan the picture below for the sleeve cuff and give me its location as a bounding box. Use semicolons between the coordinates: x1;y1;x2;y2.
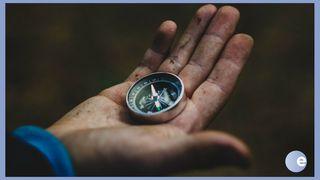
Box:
11;125;75;176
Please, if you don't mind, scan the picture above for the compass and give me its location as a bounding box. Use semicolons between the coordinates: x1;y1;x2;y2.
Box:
126;72;186;123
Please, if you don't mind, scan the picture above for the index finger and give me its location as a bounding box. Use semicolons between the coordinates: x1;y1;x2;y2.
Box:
127;20;177;82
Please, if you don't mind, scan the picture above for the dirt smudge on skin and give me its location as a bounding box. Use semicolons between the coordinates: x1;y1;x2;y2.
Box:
196;17;202;24
169;56;178;64
178;36;191;50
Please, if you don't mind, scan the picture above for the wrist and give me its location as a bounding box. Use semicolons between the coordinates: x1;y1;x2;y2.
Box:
12;125;75;176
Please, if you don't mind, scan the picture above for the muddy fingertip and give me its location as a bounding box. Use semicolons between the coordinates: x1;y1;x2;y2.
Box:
196;4;217;19
219;6;240;19
159;20;177;34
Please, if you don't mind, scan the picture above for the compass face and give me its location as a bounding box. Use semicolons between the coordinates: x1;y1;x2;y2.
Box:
126;72;184;115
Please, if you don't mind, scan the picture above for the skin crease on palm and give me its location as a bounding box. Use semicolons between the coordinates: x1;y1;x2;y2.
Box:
47;4;254;175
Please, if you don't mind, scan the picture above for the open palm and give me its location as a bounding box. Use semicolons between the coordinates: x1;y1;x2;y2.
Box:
47;4;254;175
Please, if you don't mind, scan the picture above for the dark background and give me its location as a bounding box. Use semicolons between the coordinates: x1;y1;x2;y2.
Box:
6;4;314;176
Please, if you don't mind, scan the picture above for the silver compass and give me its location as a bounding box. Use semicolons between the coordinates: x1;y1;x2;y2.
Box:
126;72;186;123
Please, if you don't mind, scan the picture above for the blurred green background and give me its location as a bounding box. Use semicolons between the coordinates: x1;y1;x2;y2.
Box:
6;4;314;176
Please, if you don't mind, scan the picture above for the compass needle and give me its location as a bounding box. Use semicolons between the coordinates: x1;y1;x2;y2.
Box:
151;84;158;97
155;101;161;111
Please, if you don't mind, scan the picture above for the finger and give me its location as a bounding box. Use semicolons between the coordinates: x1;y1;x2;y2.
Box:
158;4;217;74
169;34;253;132
179;6;240;97
153;131;251;175
191;34;254;127
127;20;177;82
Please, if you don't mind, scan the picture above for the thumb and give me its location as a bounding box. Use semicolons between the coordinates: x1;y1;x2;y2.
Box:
189;131;251;168
156;130;251;174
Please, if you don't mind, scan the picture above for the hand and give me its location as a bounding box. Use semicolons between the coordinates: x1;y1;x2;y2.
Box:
47;4;254;175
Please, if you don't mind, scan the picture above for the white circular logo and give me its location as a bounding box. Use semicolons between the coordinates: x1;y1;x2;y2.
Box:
285;150;307;173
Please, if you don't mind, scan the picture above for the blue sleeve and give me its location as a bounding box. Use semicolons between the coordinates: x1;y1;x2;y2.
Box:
7;125;75;176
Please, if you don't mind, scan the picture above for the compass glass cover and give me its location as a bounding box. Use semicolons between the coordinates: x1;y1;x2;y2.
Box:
127;73;183;114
